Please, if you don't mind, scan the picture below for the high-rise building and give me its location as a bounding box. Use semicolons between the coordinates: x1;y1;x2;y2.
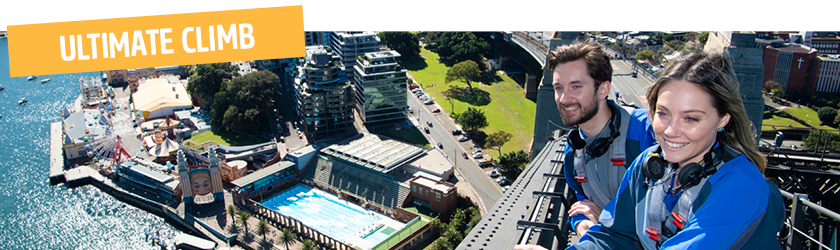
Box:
813;55;840;94
293;46;356;140
762;44;819;99
353;50;408;129
305;31;330;46
705;31;765;132
329;32;381;82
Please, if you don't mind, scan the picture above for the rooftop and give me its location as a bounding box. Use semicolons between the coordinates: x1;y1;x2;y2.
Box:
323;133;424;172
231;160;296;188
412;175;455;193
405;148;453;176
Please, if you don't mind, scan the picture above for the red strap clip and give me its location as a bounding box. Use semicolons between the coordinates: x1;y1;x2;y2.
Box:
672;212;686;229
575;176;587;183
646;228;660;241
611;158;625;166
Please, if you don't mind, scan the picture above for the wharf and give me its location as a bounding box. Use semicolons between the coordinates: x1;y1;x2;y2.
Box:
49;122;66;185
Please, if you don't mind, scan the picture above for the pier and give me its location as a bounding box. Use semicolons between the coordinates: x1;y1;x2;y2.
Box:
49;122;66;185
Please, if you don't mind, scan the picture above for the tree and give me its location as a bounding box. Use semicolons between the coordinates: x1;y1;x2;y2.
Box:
430;32;490;64
458;107;489;132
187;63;240;108
445;60;481;89
771;89;785;99
238;211;251;233
667;40;686;51
636;50;655;60
498;150;530;176
763;80;783;92
817;107;838;125
803;130;840;151
484;131;513;155
279;228;297;250
226;204;239;225
213;70;281;134
431;238;451;250
256;220;269;243
301;239;317;250
698;32;710;44
378;31;420;60
683;32;698;41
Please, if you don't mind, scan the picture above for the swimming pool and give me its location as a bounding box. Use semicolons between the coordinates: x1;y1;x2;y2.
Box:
260;184;384;243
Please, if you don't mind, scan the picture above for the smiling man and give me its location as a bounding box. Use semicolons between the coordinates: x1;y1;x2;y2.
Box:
548;42;656;237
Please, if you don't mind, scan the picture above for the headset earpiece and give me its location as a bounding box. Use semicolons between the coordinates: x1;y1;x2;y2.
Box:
642;152;666;181
677;163;705;187
568;128;586;150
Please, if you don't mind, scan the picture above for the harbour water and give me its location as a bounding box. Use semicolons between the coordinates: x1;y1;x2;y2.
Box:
0;38;181;249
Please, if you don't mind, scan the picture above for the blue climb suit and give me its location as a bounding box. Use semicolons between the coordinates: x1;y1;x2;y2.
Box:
569;144;785;250
563;100;656;230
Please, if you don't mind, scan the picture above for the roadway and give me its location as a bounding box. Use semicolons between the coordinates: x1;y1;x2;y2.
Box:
405;87;503;213
608;59;653;109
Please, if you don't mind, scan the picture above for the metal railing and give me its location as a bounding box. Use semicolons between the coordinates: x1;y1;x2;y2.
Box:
780;189;839;250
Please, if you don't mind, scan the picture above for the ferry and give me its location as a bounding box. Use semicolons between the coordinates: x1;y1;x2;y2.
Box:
27;76;36;81
40;78;51;83
18;97;28;105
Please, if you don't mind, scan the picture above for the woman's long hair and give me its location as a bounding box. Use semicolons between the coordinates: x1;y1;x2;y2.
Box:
646;51;766;173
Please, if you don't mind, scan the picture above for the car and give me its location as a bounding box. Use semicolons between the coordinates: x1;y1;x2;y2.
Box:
424;100;434;105
410;84;420;89
424;127;430;133
437;142;443;149
462;152;469;159
479;160;495;168
488;170;500;178
502;186;509;193
408;108;414;114
432;108;440;113
458;136;469;142
412;88;421;93
452;129;462;135
279;136;285;142
427;121;433;127
473;149;483;154
472;152;483;159
497;177;511;186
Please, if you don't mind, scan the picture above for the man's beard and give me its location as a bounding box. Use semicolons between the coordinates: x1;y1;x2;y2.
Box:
559;97;600;126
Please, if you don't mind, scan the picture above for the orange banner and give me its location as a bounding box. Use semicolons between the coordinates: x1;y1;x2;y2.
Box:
7;6;304;77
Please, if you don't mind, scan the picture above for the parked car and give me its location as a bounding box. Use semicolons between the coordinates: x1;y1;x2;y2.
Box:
502;186;509;193
412;88;421;93
473;149;483;155
452;129;462;135
489;170;500;178
497;177;511;186
472;152;483;159
437;142;443;149
424;127;430;133
410;84;420;89
479;160;495;168
427;121;433;127
424;100;434;105
432;108;440;113
462;152;469;159
408;108;414;114
458;136;469;142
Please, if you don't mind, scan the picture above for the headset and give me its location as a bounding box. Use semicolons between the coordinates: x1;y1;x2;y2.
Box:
642;142;723;190
567;102;621;159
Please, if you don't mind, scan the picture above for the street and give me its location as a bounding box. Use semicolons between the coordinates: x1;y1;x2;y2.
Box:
406;84;502;213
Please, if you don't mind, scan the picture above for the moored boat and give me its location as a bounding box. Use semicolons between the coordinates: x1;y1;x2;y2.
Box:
27;76;36;81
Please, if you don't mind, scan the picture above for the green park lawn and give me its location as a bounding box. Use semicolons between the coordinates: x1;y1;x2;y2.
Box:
186;130;267;147
406;48;537;158
761;115;809;131
783;107;838;131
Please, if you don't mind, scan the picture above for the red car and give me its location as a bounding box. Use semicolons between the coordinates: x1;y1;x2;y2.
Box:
432;108;441;113
462;152;469;159
409;84;419;89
